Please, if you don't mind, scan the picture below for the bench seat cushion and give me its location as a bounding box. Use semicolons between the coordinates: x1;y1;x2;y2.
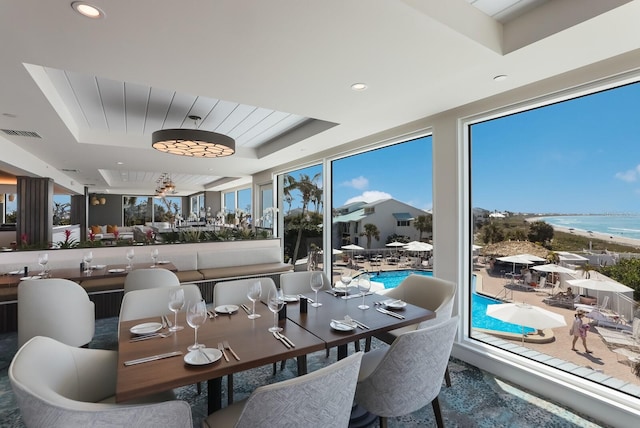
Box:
79;276;126;293
174;270;204;283
199;263;292;280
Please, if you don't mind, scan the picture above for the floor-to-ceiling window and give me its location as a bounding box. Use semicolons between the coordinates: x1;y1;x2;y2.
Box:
330;136;432;282
469;78;640;395
153;196;182;223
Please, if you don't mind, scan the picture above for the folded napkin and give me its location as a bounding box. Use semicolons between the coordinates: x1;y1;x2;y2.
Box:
331;318;357;328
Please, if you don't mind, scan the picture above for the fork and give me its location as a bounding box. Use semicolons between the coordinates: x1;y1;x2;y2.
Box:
223;340;240;360
218;342;229;362
129;331;173;342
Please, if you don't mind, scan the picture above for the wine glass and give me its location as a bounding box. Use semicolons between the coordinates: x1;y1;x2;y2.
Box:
37;253;48;276
168;288;185;331
125;248;135;270
247;281;262;319
310;272;324;307
340;270;352;297
267;288;284;332
150;248;159;268
186;299;208;351
357;274;371;310
83;251;93;274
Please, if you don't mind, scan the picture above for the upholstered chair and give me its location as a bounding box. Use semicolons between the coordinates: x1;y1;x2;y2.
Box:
356;317;459;428
124;268;180;294
9;336;192;428
374;274;456;386
18;278;95;348
280;271;332;295
203;351;363;428
119;283;202;323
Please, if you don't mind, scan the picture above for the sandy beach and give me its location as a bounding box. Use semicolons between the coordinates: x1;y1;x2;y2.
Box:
527;217;640;250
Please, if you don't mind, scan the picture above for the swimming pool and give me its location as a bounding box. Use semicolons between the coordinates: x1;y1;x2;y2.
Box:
369;269;534;335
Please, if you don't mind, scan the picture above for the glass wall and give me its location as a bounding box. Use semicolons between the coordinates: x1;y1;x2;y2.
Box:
153;196;182;224
469;80;640;393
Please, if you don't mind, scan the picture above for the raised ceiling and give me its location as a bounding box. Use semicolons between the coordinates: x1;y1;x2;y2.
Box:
0;0;637;196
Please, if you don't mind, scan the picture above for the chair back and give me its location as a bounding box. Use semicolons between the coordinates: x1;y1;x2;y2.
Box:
280;271;331;296
9;336;193;428
385;274;456;327
356;316;459;417
119;284;202;322
236;352;363;428
18;278;95;347
214;277;276;306
124;268;180;294
599;295;610;310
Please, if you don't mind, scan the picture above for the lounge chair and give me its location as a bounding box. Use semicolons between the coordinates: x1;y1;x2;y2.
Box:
586;309;631;331
543;293;580;309
612;348;640;365
575;295;610;313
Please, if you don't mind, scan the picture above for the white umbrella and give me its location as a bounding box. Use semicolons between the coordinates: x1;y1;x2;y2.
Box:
403;241;433;252
566;278;633;293
318;248;343;255
486;303;567;344
385;241;406;248
341;244;364;251
531;264;576;274
497;255;534;276
518;253;547;262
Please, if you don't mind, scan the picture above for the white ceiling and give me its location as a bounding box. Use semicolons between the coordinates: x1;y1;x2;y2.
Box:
0;0;638;196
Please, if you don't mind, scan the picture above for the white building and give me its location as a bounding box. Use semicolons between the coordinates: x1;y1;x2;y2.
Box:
332;198;430;249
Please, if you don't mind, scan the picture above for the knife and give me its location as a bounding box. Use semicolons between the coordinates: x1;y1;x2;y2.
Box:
273;331;291;348
128;333;161;342
240;304;251;315
342;291;374;300
218;342;229;362
124;351;183;366
276;331;295;348
351;318;370;329
376;307;405;319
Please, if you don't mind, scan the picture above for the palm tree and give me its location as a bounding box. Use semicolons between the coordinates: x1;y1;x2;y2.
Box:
282;174;296;215
360;223;380;249
413;214;432;241
576;263;596;279
290;173;322;263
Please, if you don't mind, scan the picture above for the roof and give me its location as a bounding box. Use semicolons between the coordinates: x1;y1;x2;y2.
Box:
332;209;367;223
392;213;414;220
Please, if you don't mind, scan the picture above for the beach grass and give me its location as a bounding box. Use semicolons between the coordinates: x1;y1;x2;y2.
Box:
552;230;640;253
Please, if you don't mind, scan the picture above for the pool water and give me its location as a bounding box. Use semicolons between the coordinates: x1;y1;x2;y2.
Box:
369;269;534;335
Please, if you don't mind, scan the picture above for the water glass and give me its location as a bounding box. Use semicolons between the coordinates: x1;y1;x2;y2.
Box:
37;253;48;276
186;299;208;351
168;288;185;331
357;274;371;310
126;248;135;269
247;281;261;319
267;288;284;332
340;270;352;296
83;251;93;273
151;248;159;267
310;272;323;307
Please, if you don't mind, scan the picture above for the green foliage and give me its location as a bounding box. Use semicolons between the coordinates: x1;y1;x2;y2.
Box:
360;223;380;249
385;234;409;244
180;229;201;243
413;214;433;241
599;258;640;300
480;222;504;244
527;221;554;244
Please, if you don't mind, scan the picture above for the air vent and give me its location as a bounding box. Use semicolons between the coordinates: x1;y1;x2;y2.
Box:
61;169;80;173
1;129;42;138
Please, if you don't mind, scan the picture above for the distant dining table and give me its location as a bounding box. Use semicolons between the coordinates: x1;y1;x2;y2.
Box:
116;288;435;414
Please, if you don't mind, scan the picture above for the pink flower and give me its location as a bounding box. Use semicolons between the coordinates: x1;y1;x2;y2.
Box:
64;229;71;239
89;231;96;242
113;230;120;239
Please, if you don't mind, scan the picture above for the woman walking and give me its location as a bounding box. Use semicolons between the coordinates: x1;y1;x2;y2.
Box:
571;309;592;353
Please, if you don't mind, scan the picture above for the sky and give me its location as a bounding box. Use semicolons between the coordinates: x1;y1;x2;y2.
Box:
471;80;640;214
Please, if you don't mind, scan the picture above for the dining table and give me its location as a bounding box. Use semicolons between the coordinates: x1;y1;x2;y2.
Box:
116;287;435;415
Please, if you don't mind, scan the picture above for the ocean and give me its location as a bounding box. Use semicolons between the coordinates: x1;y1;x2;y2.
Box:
539;215;640;240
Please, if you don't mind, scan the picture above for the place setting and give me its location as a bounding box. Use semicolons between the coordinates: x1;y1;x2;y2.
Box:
184;299;224;366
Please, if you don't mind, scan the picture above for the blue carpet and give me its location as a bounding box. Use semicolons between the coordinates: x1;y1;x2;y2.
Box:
0;317;608;427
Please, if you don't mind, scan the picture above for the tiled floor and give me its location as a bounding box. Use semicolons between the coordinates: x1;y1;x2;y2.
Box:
0;317;610;427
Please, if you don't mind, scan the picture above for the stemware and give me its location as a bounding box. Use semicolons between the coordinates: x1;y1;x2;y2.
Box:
150;248;159;268
83;251;93;274
168;288;185;331
125;248;135;270
357;274;371;310
267;288;284;332
310;272;324;307
246;281;262;319
186;299;208;351
37;253;48;276
340;270;352;296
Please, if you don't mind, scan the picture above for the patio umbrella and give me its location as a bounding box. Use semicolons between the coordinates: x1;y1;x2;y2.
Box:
566;278;633;294
531;264;576;274
496;255;534;275
403;241;433;252
486;302;567;344
341;244;364;251
385;241;406;248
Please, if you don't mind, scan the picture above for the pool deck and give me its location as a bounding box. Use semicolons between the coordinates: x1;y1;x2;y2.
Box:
331;260;640;392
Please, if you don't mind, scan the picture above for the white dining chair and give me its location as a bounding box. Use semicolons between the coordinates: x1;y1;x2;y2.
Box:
280;271;332;295
374;274;456;386
18;278;95;348
203;351;363;428
119;283;202;322
9;336;192;428
124;268;180;294
356;317;459;428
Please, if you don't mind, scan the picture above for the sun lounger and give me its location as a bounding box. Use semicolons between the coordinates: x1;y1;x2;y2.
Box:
543;294;580;309
587;309;632;332
612;348;640;365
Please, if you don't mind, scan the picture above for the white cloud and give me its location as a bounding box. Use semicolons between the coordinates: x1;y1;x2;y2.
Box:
345;190;392;205
615;164;640;183
341;176;368;190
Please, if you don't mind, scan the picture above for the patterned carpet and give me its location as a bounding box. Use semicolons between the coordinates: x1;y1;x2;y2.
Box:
0;317;609;427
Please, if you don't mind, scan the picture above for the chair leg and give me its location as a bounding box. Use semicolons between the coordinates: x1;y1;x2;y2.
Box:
326;348;330;358
444;366;451;387
379;416;388;428
432;396;444;428
280;359;286;370
196;382;201;395
354;340;361;352
365;336;372;352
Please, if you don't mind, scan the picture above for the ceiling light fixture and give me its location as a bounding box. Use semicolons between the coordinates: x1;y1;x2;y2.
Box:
351;83;368;91
493;74;508;82
152;115;235;158
155;173;176;198
71;2;104;19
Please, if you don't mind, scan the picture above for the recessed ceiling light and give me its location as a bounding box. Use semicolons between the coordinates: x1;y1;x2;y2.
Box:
493;75;508;82
71;2;104;19
116;162;124;165
351;83;368;91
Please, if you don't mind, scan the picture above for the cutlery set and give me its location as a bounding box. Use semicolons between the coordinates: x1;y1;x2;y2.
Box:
240;304;251;315
272;331;295;348
342;291;374;300
124;351;183;366
207;310;218;319
375;307;405;319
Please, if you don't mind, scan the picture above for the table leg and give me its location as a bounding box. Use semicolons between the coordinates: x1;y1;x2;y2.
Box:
207;377;222;414
296;355;308;375
337;343;348;360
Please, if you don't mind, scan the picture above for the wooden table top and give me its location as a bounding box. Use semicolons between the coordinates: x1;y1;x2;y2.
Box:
0;262;177;288
116;304;325;403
